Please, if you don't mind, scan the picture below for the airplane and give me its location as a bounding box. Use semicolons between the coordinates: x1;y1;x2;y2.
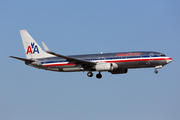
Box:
9;30;172;79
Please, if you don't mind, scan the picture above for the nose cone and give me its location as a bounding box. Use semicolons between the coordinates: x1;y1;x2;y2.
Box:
166;58;172;64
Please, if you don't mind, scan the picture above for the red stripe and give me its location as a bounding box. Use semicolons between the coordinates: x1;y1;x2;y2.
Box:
166;58;172;60
105;57;170;63
43;57;172;67
43;63;75;67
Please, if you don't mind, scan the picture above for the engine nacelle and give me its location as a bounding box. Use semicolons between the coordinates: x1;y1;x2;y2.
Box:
95;63;118;71
110;69;128;74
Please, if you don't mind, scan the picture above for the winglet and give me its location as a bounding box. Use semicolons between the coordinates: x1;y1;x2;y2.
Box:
42;42;50;52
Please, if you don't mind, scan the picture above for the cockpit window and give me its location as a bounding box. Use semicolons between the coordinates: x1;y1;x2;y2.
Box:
159;54;166;57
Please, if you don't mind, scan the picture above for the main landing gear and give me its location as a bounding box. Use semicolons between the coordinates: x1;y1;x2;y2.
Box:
87;71;102;79
87;71;93;77
96;72;102;79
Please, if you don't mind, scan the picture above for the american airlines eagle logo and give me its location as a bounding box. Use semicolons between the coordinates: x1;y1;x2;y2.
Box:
26;42;39;54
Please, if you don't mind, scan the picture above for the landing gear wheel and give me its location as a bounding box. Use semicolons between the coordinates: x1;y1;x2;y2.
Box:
87;72;93;77
154;70;158;74
96;72;102;79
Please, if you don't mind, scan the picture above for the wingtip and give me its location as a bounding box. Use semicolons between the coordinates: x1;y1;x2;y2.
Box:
42;41;50;52
20;30;27;32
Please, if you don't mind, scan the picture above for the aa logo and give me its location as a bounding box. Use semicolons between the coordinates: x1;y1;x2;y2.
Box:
26;42;39;54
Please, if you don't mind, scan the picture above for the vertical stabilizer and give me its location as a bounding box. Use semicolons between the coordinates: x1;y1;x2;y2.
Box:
20;30;54;59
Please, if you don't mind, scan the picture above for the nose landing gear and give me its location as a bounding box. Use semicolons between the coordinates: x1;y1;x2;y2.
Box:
154;65;163;74
154;69;158;74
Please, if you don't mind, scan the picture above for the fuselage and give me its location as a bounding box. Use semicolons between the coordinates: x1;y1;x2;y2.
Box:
34;51;172;72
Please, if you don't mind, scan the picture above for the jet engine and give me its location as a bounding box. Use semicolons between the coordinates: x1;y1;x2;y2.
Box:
110;69;128;74
95;63;118;71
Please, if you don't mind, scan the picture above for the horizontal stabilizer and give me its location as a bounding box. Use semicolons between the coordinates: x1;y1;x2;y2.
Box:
9;56;35;62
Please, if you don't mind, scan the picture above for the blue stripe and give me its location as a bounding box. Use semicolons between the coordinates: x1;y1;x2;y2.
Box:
40;55;160;64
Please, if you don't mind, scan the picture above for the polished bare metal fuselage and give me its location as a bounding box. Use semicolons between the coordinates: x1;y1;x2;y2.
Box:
30;51;171;72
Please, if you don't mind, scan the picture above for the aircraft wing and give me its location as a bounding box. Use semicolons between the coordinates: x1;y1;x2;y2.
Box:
9;56;35;62
42;42;96;66
47;51;96;66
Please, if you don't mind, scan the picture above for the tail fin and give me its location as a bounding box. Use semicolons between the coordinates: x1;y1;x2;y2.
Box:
20;30;54;59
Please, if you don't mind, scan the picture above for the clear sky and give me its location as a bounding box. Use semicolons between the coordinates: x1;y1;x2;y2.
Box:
1;0;180;120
